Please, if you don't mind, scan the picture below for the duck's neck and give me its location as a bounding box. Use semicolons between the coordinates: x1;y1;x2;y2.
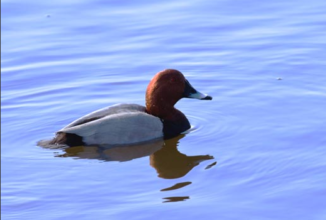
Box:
146;96;177;119
146;104;183;121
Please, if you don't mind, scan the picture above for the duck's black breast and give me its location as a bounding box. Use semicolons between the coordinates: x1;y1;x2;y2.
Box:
162;118;191;139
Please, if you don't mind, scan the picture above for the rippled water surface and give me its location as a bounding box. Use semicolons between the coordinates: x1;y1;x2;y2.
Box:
2;0;326;219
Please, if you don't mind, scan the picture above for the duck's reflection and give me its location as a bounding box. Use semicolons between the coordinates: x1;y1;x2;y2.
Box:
150;135;214;179
58;139;163;162
51;135;214;179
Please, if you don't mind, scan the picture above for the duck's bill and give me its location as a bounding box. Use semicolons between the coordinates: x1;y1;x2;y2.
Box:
188;92;212;100
183;80;213;100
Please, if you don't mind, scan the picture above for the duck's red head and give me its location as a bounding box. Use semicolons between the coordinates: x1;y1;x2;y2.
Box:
146;69;212;119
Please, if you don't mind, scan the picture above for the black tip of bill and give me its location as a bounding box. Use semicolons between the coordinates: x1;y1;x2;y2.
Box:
201;95;212;100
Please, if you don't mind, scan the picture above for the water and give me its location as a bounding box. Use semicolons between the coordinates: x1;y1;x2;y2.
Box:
2;0;326;219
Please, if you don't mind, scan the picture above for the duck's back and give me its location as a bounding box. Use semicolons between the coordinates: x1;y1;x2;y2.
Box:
59;104;163;146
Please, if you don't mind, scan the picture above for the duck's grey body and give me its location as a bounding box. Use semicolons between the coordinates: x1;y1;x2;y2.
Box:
58;104;163;146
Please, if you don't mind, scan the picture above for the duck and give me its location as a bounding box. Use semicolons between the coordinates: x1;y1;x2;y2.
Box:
49;69;212;147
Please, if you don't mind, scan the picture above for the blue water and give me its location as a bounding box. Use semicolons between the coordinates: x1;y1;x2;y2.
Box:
2;0;326;219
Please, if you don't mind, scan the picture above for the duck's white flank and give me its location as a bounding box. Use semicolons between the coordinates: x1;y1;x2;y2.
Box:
59;104;163;145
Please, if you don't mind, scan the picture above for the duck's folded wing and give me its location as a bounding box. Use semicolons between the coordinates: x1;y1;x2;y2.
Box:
59;112;163;145
63;103;146;129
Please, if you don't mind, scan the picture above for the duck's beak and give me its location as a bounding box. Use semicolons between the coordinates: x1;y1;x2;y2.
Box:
183;80;212;100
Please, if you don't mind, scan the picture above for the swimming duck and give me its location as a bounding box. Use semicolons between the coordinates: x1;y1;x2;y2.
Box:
50;69;212;147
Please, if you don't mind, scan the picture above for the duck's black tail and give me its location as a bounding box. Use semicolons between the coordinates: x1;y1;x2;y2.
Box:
38;132;85;147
